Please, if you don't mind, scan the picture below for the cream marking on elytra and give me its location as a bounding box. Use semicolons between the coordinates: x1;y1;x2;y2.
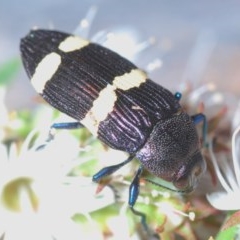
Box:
81;84;117;135
81;69;147;135
113;69;147;90
31;52;61;94
58;36;89;52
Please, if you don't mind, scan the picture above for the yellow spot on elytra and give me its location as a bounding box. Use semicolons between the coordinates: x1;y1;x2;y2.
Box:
113;69;147;90
80;69;147;135
31;52;61;94
81;85;117;135
58;36;89;52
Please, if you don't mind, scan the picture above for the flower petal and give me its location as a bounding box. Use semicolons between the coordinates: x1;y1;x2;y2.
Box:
206;191;240;210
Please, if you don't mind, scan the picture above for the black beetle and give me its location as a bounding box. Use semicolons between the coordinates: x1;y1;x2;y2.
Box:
20;29;206;233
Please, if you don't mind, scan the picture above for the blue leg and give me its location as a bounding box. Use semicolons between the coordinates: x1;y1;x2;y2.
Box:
192;113;207;146
44;122;84;143
35;122;84;151
94;162;159;238
36;122;84;150
92;155;135;182
129;166;147;227
129;167;160;239
174;92;182;101
51;122;84;130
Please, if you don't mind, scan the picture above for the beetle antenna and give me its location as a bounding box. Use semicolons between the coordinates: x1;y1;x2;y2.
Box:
93;155;135;182
191;113;208;147
144;178;193;194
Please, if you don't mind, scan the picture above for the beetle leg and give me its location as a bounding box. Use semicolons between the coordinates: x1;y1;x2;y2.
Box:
92;155;135;182
35;122;84;150
129;166;160;239
129;165;150;234
174;92;182;101
191;113;207;146
51;121;84;130
46;121;84;141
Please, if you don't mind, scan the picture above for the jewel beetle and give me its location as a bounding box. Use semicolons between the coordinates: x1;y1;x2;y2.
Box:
20;29;206;233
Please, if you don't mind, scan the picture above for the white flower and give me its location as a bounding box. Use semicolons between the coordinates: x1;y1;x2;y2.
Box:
74;6;157;66
206;124;240;210
0;129;114;240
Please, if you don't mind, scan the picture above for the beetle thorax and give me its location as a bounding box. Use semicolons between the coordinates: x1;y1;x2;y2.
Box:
136;112;205;190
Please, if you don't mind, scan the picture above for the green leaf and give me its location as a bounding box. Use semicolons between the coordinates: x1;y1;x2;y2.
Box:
222;211;240;230
216;211;240;240
0;58;21;86
216;225;239;240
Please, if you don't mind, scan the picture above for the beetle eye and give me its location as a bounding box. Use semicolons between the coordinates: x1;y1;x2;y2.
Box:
173;176;190;190
173;161;205;192
192;165;202;178
172;164;190;190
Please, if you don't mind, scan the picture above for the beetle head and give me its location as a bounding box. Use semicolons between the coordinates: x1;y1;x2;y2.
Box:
136;112;206;192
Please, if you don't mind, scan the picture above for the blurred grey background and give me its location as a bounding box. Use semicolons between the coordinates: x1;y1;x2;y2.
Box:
1;0;240;109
